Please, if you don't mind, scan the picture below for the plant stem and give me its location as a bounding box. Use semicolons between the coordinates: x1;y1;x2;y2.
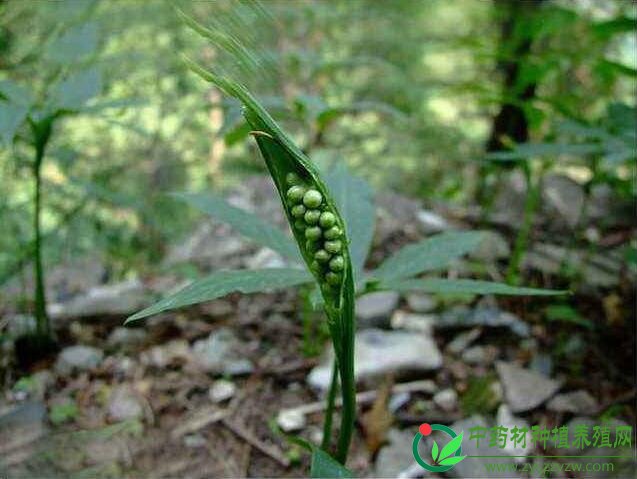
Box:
335;314;355;463
31;120;52;338
506;162;541;285
321;358;339;452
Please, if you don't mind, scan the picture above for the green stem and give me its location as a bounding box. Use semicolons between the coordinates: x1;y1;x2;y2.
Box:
321;358;339;452
335;311;355;463
506;162;541;285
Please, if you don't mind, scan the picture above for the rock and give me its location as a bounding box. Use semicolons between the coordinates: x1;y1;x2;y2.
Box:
245;248;287;269
416;209;452;233
496;404;532;461
546;390;598;415
490;170;527;228
433;388;458;412
375;192;422;245
107;327;147;348
388;392;411;412
276;409;306;433
470;231;510;262
524;243;628;288
390;311;435;334
541;174;584;229
55;345;103;375
496;361;560;413
446;328;482;354
462;345;498;365
438;306;530;337
308;328;442;391
140;339;191;368
191;328;254;375
6;314;37;337
0;401;48;468
448;415;516;478
356;292;400;328
405;293;436;313
108;385;143;421
49;279;149;321
209;380;236;403
163;221;251;269
183;434;207;448
374;428;418;478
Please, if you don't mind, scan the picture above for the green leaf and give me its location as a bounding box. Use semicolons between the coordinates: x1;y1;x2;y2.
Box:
172;192;301;262
373;231;484;281
439;455;466;466
50;67;102;113
390;278;565;296
431;440;440;463
310;447;355;478
0;102;28;145
324;164;375;283
439;432;463;462
0;80;34;107
46;22;98;63
289;437;355;478
126;268;312;323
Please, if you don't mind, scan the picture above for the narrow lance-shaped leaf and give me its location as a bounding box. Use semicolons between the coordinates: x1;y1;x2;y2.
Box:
389;278;567;296
125;268;312;323
183;55;356;463
172;192;301;262
431;440;440;463
372;231;484;282
438;432;464;463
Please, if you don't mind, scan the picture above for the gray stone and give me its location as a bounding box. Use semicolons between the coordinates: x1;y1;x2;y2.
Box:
405;293;436;313
108;385;143;421
191;328;254;375
107;327;147;348
276;409;306;433
541;174;584;229
438;306;530;337
433;388;458;412
470;231;510;262
446;328;482;354
49;279;149;320
0;401;48;468
140;339;191;368
490;170;527;228
416;209;452;233
245;248;287;269
355;291;400;328
374;428;419;478
546;390;598;415
209;379;236;403
496;404;532;460
449;415;516;478
462;345;498;365
55;345;103;375
496;361;560;413
308;328;442;391
390;311;435;334
6;314;37;337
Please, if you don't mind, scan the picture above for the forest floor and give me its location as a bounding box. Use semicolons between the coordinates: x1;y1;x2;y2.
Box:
1;175;635;478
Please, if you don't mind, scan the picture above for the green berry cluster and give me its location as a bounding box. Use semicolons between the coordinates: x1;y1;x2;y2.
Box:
285;172;344;288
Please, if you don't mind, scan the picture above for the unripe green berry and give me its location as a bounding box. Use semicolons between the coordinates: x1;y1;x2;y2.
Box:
287;185;306;203
325;272;341;285
324;226;341;240
286;172;301;185
303;189;323;208
304;209;321;225
305;226;322;241
294;219;306;231
310;260;321;272
329;255;344;272
324;239;342;254
291;204;306;218
319;212;336;228
314;249;331;263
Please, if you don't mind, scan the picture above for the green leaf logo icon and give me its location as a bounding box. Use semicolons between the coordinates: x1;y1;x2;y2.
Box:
413;423;467;472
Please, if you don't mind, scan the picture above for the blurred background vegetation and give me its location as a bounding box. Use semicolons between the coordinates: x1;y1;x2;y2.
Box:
1;0;633;288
